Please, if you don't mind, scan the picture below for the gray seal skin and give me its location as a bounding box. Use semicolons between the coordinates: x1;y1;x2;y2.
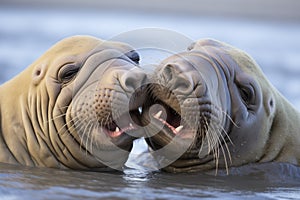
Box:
0;35;147;171
142;39;300;173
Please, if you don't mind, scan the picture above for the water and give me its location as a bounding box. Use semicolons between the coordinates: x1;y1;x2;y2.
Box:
0;162;300;200
0;6;300;199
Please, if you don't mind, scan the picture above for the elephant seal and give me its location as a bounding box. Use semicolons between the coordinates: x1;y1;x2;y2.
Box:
0;35;147;171
142;39;300;173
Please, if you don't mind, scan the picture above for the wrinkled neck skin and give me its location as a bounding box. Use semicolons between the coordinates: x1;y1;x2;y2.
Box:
261;89;300;165
0;67;107;170
0;68;36;166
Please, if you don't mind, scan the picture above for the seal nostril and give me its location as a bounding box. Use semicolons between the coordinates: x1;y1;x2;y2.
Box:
162;65;173;81
119;69;147;93
36;70;41;76
193;83;207;97
269;99;274;107
162;64;197;95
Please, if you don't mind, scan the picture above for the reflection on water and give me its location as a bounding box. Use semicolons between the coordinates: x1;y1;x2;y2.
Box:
0;162;300;199
0;6;300;200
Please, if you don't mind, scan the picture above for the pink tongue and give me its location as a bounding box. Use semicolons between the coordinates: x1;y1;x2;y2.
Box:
107;125;136;138
155;117;178;134
108;130;123;138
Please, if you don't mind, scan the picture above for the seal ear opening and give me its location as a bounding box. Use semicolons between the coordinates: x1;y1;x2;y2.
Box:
32;64;47;85
265;95;276;116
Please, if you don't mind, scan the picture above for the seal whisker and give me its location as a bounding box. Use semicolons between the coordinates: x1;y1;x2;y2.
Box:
211;122;230;175
216;125;233;165
46;113;67;124
63;116;90;152
56;117;77;136
205;119;215;156
212;104;239;128
212;123;228;175
210;126;221;165
221;110;239;128
212;105;234;165
204;120;212;155
58;115;86;137
94;122;101;150
208;103;235;147
57;114;80;133
87;122;95;154
104;113;112;126
80;120;93;154
206;126;219;173
198;123;207;155
56;105;70;111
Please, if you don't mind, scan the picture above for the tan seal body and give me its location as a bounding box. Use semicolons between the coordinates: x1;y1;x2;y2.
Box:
0;36;147;170
143;39;300;173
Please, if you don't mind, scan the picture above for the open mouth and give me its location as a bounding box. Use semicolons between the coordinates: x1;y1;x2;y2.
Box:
104;120;137;138
151;101;183;135
97;110;141;151
101;86;146;139
146;100;197;142
100;107;143;140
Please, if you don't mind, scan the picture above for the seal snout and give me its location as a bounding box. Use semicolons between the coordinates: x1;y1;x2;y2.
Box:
160;63;207;97
118;68;148;94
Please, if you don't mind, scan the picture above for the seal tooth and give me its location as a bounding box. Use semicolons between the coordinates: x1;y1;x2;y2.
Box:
138;107;143;114
175;125;184;133
115;127;120;133
154;110;163;119
129;123;133;127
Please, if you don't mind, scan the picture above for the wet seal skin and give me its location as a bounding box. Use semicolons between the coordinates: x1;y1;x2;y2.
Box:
0;35;147;171
142;39;300;173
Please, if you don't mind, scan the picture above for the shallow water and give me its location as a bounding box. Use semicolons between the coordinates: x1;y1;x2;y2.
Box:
0;6;300;199
1;162;300;200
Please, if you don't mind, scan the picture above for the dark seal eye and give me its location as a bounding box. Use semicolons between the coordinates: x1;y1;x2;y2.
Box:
125;50;140;64
58;63;80;83
239;85;255;106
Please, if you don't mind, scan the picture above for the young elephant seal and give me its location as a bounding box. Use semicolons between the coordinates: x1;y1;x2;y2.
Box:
142;39;300;173
0;36;147;171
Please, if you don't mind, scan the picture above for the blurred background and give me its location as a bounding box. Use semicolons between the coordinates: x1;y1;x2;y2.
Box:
1;0;300;109
0;2;300;199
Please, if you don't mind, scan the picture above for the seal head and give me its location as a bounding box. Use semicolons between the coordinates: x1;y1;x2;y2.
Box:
0;36;147;170
142;39;300;173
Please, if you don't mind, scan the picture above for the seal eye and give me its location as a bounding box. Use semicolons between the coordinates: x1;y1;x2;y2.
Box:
125;50;140;64
239;86;254;106
58;63;80;83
